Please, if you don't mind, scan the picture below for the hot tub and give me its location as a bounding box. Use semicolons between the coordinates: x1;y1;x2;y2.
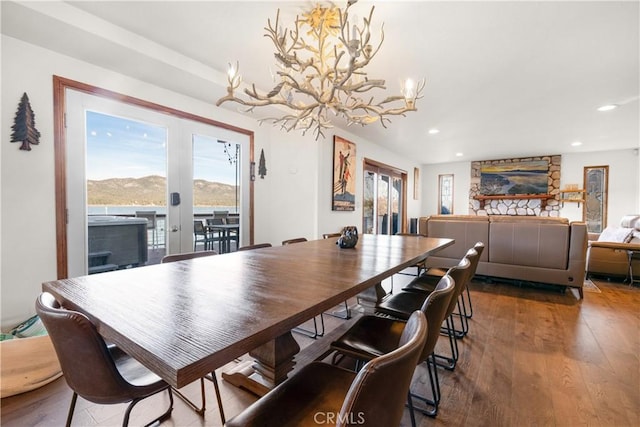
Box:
88;216;148;271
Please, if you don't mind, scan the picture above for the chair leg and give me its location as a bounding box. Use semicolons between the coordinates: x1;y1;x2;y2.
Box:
325;300;351;319
172;377;206;416
463;285;474;318
407;391;417;427
449;297;469;339
65;392;79;427
434;315;458;371
205;371;226;425
409;354;440;417
123;386;173;427
293;314;325;339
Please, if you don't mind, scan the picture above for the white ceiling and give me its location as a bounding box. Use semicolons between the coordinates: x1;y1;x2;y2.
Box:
2;0;638;164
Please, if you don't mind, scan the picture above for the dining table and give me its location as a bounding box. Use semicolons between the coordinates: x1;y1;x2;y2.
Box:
42;234;454;396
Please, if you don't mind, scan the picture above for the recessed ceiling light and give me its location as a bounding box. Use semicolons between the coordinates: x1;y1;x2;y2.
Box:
428;129;440;135
455;152;463;157
597;104;618;112
571;141;583;147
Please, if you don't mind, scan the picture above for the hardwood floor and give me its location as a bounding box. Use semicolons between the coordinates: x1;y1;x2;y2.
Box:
2;276;638;426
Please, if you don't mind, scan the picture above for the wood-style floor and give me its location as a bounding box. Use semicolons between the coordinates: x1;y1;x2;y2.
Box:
2;275;638;427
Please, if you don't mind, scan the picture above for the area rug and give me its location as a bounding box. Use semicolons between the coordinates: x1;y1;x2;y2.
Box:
583;278;602;293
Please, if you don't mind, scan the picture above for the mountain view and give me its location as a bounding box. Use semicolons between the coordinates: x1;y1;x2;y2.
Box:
87;175;237;206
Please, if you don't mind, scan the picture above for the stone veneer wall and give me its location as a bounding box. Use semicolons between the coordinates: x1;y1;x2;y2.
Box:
469;155;561;216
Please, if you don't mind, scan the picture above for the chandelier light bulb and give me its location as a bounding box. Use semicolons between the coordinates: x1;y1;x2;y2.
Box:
597;104;618;112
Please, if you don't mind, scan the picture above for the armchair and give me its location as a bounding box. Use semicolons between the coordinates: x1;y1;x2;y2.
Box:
587;215;640;282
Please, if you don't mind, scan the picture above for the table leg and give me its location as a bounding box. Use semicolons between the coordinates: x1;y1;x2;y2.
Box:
221;332;300;396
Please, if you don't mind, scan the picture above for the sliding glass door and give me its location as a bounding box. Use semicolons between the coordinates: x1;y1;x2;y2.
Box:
362;161;407;235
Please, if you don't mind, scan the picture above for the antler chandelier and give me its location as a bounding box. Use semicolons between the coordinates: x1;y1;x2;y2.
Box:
216;0;425;140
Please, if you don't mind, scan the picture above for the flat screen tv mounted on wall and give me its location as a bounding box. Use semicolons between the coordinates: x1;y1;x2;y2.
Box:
480;160;549;196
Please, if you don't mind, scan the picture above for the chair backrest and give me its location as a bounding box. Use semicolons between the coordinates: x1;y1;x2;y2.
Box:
194;220;206;234
322;232;341;239
136;211;156;229
338;311;427;427
238;243;273;251
282;237;307;245
213;210;229;220
418;274;455;361
35;292;134;404
207;218;225;226
161;250;218;263
470;241;485;276
444;251;475;317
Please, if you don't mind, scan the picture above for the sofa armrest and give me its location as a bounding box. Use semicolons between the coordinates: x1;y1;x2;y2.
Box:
589;241;640;251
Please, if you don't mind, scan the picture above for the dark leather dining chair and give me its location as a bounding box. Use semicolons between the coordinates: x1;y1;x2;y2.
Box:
331;275;455;420
35;292;173;427
322;232;342;239
161;250;218;263
402;254;474;370
404;247;480;340
160;251;225;423
237;243;273;251
226;310;427;427
375;258;471;372
419;241;485;321
281;237;308;245
281;237;325;338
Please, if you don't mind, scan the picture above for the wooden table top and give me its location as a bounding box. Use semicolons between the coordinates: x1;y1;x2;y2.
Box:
43;234;453;388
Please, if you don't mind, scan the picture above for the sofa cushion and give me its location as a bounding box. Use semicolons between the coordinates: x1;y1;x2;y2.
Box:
489;221;569;269
427;217;489;261
598;227;635;243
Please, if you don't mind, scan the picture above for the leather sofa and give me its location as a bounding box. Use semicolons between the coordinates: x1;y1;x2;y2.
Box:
418;215;588;298
586;215;640;281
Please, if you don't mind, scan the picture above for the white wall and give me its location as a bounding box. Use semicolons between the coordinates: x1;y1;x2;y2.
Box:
560;149;640;225
0;35;423;329
420;161;472;216
316;130;424;237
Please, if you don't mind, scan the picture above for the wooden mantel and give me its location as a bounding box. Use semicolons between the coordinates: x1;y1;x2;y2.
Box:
473;194;555;209
473;194;553;201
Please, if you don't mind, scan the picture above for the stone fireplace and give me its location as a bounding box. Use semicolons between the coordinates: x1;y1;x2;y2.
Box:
469;155;561;216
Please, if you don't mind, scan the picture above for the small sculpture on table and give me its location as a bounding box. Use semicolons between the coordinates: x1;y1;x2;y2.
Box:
337;226;358;249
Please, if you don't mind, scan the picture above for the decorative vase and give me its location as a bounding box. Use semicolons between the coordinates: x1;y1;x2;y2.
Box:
337;226;358;248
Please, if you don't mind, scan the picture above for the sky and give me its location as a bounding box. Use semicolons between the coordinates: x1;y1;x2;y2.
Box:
86;110;238;184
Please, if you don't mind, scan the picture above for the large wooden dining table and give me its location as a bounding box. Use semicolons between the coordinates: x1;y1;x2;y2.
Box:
42;234;453;394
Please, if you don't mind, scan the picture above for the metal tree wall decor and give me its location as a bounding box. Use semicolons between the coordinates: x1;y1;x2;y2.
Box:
11;93;41;151
258;149;267;179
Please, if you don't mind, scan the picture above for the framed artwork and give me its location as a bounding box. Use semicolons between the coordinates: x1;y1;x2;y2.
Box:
480;160;549;195
438;174;454;214
413;167;420;200
332;136;356;211
583;165;608;233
